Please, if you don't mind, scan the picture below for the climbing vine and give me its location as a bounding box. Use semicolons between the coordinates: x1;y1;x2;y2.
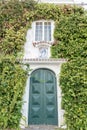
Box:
0;0;87;129
60;58;87;130
51;7;87;130
0;58;27;129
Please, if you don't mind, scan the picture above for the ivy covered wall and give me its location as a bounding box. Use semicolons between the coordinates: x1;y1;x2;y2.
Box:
0;0;87;129
51;8;87;129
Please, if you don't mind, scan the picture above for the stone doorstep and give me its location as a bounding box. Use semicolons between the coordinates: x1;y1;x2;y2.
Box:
22;125;59;130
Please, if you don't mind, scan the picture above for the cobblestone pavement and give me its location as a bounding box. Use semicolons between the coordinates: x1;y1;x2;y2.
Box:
22;125;59;130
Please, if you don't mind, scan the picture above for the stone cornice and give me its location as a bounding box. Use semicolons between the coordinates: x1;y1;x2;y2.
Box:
18;58;67;64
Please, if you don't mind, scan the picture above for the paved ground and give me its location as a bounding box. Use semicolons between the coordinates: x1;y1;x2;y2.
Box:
22;125;59;130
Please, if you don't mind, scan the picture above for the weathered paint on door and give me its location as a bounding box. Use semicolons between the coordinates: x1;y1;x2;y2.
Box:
28;68;58;125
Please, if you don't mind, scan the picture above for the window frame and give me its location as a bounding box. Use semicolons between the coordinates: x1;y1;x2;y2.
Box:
34;21;54;42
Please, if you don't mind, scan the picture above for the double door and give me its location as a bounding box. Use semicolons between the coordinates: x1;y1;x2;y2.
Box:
29;69;58;125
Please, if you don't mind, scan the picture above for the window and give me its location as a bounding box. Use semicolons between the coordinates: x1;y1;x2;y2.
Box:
35;22;42;41
35;21;52;42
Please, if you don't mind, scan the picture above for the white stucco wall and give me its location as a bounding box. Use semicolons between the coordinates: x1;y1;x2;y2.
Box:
21;17;67;128
24;20;55;59
36;0;74;4
35;0;87;10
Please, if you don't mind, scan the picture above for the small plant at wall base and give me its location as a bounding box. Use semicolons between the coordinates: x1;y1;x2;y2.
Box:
0;0;87;129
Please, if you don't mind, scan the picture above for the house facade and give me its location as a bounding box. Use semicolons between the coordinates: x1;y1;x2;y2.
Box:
21;0;86;128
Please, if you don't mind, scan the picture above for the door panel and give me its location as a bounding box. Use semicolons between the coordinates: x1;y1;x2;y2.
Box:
29;69;58;125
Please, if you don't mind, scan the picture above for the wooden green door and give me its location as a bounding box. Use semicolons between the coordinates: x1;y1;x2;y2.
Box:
28;68;58;125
